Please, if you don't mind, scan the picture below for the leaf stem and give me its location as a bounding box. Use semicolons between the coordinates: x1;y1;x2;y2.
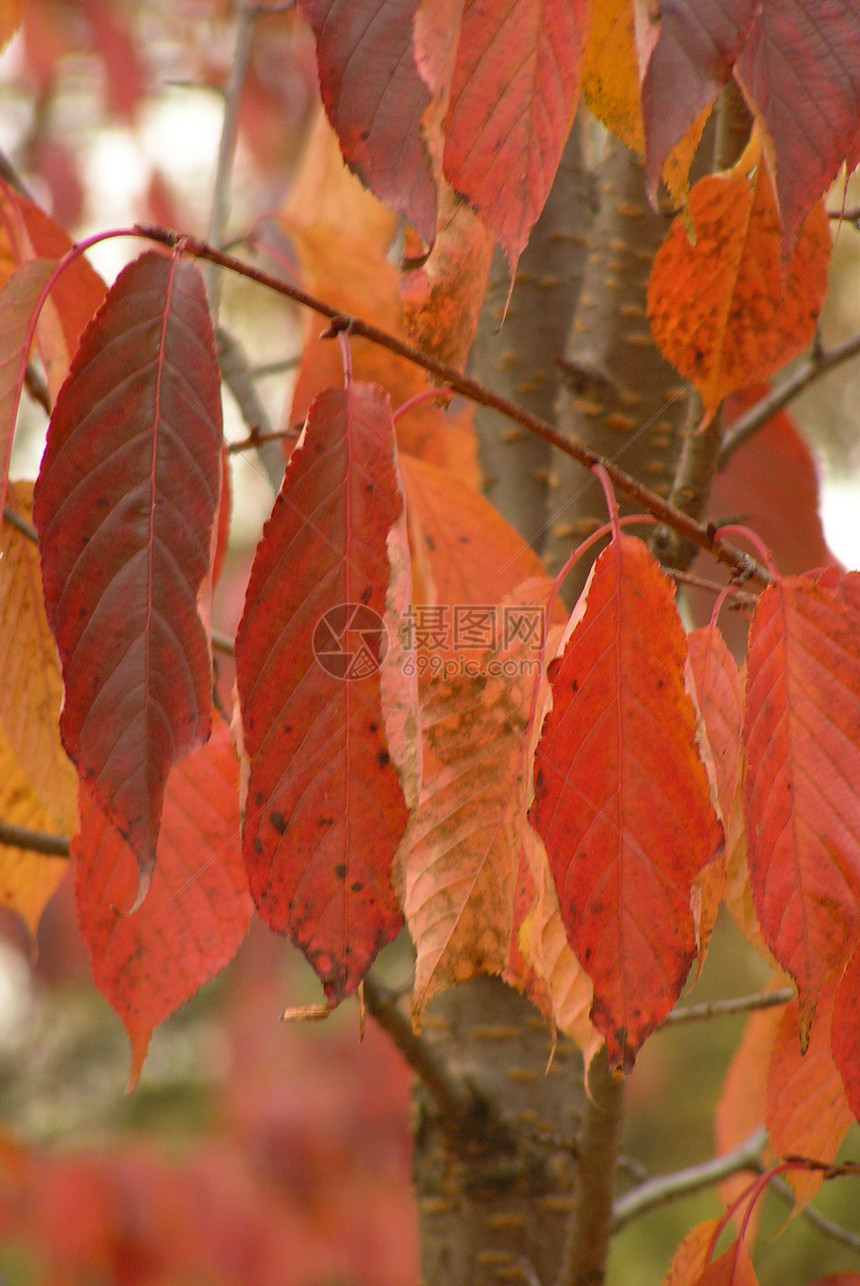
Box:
134;224;772;587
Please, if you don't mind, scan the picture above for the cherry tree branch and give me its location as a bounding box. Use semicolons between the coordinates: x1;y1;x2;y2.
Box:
557;1048;625;1286
611;1127;767;1231
204;0;258;314
135;225;771;587
719;329;860;463
0;819;70;857
362;972;482;1126
663;988;794;1026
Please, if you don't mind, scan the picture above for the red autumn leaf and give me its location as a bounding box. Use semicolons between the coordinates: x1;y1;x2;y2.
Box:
0;257;54;517
767;988;854;1209
831;943;860;1122
298;0;437;244
640;2;757;200
648;134;831;411
686;623;743;827
397;583;551;1022
443;0;590;269
74;713;252;1089
235;381;411;1001
685;622;742;959
33;251;223;890
0;182;106;399
743;574;860;1037
530;534;720;1070
735;0;860;256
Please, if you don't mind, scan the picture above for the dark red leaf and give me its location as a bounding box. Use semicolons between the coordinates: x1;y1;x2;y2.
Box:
235;382;411;1001
34;251;223;889
443;0;589;268
736;1;860;254
641;2;757;199
298;0;437;243
530;534;720;1070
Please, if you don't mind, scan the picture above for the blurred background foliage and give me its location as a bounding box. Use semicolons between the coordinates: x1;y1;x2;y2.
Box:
0;2;859;1283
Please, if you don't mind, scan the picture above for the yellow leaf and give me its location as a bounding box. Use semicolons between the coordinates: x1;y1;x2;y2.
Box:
0;481;77;829
0;726;68;934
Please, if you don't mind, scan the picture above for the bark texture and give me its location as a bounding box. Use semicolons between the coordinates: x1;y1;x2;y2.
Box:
414;978;583;1286
544;134;688;600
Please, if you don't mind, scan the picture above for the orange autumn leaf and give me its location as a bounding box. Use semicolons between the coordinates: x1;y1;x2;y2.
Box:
648;134;830;411
583;0;643;155
662;1219;723;1286
401;453;547;608
766;988;854;1211
715;992;785;1242
398;583;552;1023
401;184;495;373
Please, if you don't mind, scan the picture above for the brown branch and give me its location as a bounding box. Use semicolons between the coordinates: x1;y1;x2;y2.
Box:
135;224;771;587
557;1047;625;1286
362;972;481;1126
663;987;794;1026
720;329;860;463
0;819;70;857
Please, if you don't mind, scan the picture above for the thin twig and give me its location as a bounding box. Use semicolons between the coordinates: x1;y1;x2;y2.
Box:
767;1173;860;1252
720;330;860;463
0;819;70;857
25;363;51;414
663;988;794;1026
250;354;301;379
362;972;479;1126
227;425;300;453
135;224;772;588
212;628;235;656
205;0;258;313
3;505;38;542
216;326;284;486
666;567;758;607
611;1127;767;1231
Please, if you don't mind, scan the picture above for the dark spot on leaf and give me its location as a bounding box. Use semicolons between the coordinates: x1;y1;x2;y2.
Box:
426;535;435;550
369;722;377;733
254;792;263;806
351;881;363;893
270;811;287;835
360;585;372;603
253;839;263;854
335;863;346;880
318;816;334;827
458;535;469;543
366;481;374;492
377;749;390;769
